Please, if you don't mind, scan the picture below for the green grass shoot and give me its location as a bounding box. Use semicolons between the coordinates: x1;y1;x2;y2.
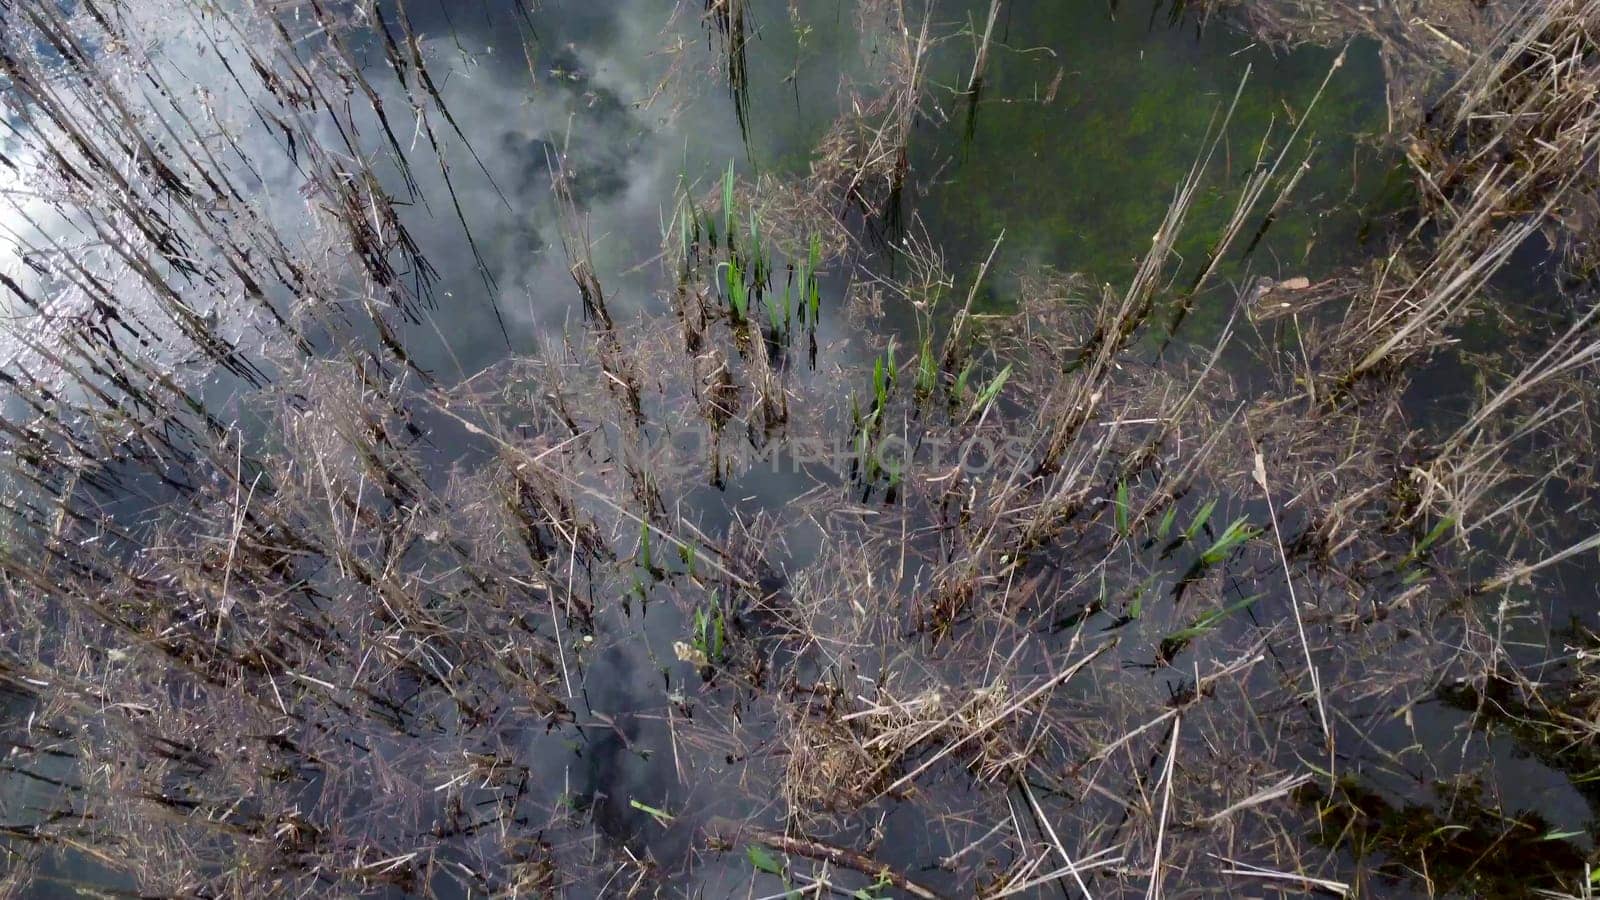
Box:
916;334;937;397
873;352;890;412
1199;516;1258;566
953;360;974;405
747;844;783;875
1400;515;1456;567
963;363;1012;423
1160;592;1263;660
769;278;789;335
806;233;822;325
629;799;674;827
748;211;765;286
1182;498;1218;544
725;258;747;322
692;602;725;664
1156;504;1179;542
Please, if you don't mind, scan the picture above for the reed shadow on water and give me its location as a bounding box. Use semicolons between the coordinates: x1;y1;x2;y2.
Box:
4;0;1600;897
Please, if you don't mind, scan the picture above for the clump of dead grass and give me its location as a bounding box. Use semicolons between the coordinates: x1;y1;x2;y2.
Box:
6;1;1600;898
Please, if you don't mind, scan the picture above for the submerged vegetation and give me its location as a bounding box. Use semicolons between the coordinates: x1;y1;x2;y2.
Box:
1;0;1599;897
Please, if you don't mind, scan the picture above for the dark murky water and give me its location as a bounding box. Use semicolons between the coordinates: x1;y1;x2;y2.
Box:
3;0;1595;896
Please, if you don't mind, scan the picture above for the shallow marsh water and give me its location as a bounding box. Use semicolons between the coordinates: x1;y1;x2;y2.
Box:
2;0;1597;897
317;0;1404;360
